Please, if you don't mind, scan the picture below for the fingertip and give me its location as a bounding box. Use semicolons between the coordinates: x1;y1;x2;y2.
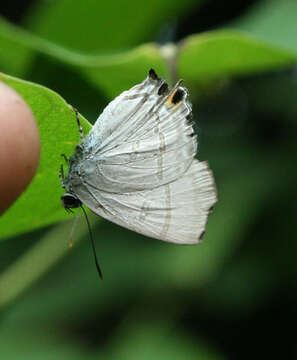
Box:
0;82;40;215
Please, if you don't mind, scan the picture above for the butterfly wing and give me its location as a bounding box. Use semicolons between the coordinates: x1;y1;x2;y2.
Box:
82;70;197;193
74;69;217;243
73;160;216;244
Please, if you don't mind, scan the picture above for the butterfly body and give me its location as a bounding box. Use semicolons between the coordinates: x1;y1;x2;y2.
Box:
61;69;217;244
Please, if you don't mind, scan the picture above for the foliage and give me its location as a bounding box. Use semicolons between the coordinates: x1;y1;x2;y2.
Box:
0;1;296;359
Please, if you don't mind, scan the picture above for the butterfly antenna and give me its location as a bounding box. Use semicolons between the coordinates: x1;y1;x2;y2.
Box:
81;206;103;280
71;106;84;140
59;165;66;189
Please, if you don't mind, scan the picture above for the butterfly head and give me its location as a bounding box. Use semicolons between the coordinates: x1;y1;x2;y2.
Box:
61;192;82;211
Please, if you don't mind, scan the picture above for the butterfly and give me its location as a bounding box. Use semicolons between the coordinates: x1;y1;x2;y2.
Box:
59;69;217;278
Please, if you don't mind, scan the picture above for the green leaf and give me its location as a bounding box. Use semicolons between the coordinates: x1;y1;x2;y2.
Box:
0;17;166;98
0;73;91;240
179;30;297;88
80;44;167;97
231;0;297;52
1;15;297;98
0;18;36;75
24;0;202;52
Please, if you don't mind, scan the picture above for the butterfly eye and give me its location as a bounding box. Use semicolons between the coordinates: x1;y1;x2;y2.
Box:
61;193;82;209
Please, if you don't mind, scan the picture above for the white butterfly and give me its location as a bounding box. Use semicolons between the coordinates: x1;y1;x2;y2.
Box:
60;69;217;268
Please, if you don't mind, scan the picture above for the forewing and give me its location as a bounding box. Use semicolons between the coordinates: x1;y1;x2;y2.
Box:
87;70;174;152
83;70;197;192
73;160;217;244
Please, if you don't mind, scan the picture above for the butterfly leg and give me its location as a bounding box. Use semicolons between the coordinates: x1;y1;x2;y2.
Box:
61;153;68;163
72;105;84;140
59;164;66;189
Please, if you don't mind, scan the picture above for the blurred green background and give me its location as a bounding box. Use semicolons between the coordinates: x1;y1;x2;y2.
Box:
0;1;296;359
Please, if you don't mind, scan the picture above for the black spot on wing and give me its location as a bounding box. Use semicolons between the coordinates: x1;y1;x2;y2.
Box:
186;112;193;126
149;68;159;80
172;88;184;104
158;82;169;95
199;230;205;241
186;112;192;121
